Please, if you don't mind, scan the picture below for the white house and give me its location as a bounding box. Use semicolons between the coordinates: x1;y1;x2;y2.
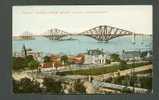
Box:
84;54;110;65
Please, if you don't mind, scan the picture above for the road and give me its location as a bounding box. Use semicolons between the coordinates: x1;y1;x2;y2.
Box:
92;64;152;81
12;64;152;82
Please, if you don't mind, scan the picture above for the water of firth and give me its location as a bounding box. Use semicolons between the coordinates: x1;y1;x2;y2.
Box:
12;35;152;55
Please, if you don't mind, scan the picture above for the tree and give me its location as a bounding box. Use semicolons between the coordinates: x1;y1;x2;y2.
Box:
43;56;51;63
110;53;120;62
119;60;127;70
25;55;34;63
105;59;111;64
61;55;68;65
74;79;85;93
12;55;36;71
22;44;27;57
42;78;62;94
28;60;39;74
121;87;132;93
12;57;26;71
140;77;152;89
28;60;39;69
13;78;21;93
13;78;41;93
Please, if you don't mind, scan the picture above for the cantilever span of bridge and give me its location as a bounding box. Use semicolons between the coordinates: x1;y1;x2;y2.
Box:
16;25;151;42
42;25;150;41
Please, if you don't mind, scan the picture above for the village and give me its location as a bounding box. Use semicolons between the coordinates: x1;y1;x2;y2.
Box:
12;45;152;94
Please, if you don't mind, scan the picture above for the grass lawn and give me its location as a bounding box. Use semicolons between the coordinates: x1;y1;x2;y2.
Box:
56;62;151;76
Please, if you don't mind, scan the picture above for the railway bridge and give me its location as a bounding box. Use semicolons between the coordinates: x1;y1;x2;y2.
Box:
18;25;148;42
43;25;135;41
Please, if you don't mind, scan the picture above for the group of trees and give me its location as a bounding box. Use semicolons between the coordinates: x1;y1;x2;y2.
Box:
13;78;42;93
105;59;111;64
13;77;63;94
119;60;127;70
12;55;39;71
43;56;51;63
110;53;127;70
110;53;121;62
110;53;150;70
13;77;87;94
74;79;86;93
106;74;152;90
139;77;152;89
42;78;62;94
61;55;69;65
43;55;69;65
12;54;71;71
121;87;132;93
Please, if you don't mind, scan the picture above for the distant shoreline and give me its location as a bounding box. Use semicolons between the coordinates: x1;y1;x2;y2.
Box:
12;34;152;37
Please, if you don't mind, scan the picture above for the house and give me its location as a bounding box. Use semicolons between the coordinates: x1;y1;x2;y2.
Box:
40;62;64;71
50;55;61;63
84;54;110;65
68;54;85;64
83;49;111;64
140;50;152;57
40;55;63;71
121;50;141;61
40;62;55;72
41;62;53;68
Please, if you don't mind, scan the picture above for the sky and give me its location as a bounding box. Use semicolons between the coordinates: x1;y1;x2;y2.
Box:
12;5;152;36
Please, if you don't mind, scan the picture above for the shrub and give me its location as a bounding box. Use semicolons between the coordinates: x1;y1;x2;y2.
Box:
110;53;120;62
74;79;85;93
42;78;62;94
13;77;41;93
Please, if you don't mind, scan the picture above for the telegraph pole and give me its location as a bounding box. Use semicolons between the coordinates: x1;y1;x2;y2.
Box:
22;44;27;57
130;33;136;93
132;33;136;93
